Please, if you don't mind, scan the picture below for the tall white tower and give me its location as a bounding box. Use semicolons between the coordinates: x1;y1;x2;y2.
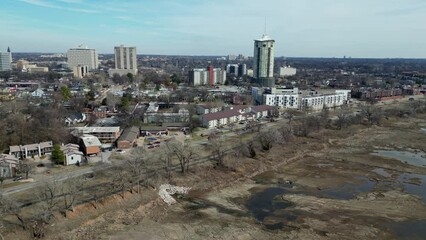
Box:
253;34;275;87
108;45;138;76
114;45;137;71
0;47;12;71
67;45;99;70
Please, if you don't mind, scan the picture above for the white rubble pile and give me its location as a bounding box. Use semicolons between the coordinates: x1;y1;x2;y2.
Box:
159;184;191;205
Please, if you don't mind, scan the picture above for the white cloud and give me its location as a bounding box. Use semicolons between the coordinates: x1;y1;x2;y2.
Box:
19;0;99;13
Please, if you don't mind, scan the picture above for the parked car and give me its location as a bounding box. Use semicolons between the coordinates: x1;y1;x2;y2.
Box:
117;149;125;154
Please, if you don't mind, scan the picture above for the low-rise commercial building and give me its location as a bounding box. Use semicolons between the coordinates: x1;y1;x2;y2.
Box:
72;127;120;144
117;126;139;149
80;135;101;156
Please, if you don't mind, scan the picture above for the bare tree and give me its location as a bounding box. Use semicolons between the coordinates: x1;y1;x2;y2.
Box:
336;105;351;129
209;136;227;167
37;179;60;221
106;93;120;110
0;194;27;229
127;148;147;193
319;107;330;128
361;104;383;126
407;100;423;116
246;121;262;133
294;116;320;137
277;123;293;142
164;140;197;173
160;149;173;180
111;168;131;198
18;162;33;179
257;129;281;151
60;177;84;217
236;138;256;159
283;109;297;125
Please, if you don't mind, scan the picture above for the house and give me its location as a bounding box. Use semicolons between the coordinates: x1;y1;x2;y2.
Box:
9;141;54;159
92;107;108;118
0;154;20;178
117;126;140;149
60;144;84;166
65;113;86;126
30;88;46;98
80;135;102;156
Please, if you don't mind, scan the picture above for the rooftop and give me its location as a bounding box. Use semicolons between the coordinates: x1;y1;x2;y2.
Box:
9;141;53;153
118;126;139;142
255;34;274;42
73;127;120;133
81;135;102;147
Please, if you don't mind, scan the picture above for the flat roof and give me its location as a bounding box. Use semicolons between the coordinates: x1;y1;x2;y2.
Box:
81;135;102;147
73;127;120;133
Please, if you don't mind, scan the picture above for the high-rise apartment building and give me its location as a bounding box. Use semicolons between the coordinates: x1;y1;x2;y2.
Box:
253;34;275;87
226;63;247;77
108;45;138;77
0;47;12;71
67;45;99;70
189;66;226;86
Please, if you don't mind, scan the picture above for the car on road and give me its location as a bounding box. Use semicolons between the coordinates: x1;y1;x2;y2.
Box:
13;176;24;181
116;149;125;154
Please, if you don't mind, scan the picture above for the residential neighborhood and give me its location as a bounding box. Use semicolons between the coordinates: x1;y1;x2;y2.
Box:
1;2;426;238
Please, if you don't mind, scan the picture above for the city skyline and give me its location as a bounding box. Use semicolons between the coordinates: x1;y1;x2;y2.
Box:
1;0;426;58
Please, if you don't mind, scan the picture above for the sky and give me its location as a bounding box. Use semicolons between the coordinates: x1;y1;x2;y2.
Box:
1;0;426;58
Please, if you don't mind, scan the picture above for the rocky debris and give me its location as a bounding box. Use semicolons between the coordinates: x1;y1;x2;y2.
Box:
159;184;191;205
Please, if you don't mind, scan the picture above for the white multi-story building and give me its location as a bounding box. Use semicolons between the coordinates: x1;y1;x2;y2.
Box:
253;34;275;86
189;68;209;86
264;94;299;109
252;87;299;109
67;45;99;70
253;87;351;111
301;90;351;111
0;47;12;71
279;66;297;77
108;45;138;76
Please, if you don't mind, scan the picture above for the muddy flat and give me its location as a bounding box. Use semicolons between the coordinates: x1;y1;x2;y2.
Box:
90;116;426;240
